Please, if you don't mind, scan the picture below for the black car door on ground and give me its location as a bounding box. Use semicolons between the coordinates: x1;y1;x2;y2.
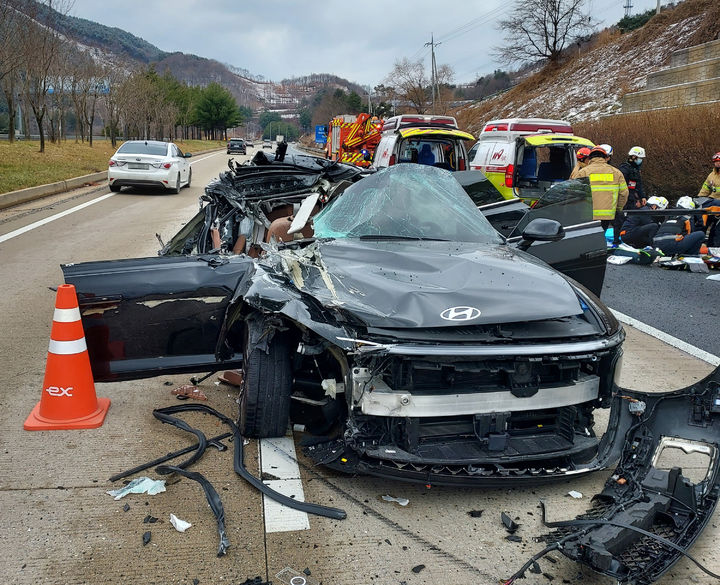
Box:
457;171;607;297
62;255;254;381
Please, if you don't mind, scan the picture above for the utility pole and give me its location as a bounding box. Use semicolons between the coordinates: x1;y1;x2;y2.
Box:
623;0;633;17
424;34;441;113
656;0;661;14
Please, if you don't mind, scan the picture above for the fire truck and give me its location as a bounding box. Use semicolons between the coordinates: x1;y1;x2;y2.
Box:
326;113;383;167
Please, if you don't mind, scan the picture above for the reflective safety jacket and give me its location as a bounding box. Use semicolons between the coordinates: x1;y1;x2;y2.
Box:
574;158;629;220
569;161;587;179
698;169;720;197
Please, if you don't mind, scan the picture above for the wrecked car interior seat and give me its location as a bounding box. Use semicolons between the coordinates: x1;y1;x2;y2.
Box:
518;148;537;181
418;144;435;166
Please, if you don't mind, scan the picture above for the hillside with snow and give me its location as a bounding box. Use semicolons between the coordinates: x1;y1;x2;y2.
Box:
458;0;720;133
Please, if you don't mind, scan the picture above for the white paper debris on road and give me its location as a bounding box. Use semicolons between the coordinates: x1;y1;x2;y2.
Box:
170;513;192;532
106;477;166;500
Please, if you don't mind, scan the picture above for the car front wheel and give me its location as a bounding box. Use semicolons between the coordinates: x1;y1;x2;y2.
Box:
239;324;292;438
109;183;121;192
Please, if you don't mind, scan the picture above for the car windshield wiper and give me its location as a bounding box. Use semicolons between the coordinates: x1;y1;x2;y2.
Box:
357;234;449;241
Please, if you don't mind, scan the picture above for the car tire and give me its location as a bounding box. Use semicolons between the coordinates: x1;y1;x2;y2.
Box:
109;183;121;192
170;173;181;194
185;168;192;188
239;325;292;438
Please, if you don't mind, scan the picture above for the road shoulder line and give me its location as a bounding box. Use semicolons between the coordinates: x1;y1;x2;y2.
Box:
611;308;720;366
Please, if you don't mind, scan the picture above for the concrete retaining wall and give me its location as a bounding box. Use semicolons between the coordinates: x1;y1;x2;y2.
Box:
669;38;720;67
622;38;720;113
646;57;720;89
622;77;720;112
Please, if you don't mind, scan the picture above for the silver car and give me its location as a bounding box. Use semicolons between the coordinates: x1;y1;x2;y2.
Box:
108;140;192;193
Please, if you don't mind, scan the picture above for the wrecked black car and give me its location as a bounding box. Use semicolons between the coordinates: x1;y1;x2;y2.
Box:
63;161;625;486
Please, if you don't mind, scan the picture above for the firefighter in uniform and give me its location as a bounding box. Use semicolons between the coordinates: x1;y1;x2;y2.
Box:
574;146;629;245
698;152;720;246
653;195;705;256
620;195;664;248
698;152;720;198
569;147;592;179
619;146;646;209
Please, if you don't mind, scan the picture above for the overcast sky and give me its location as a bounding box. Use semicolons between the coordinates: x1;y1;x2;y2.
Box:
69;0;667;87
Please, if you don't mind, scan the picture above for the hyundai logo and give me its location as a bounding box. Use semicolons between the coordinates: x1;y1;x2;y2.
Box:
440;306;482;321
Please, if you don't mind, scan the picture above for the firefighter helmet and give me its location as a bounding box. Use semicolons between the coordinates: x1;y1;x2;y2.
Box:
647;196;668;209
628;146;646;158
589;146;609;158
598;144;613;156
713;152;720;163
676;196;696;209
576;147;591;162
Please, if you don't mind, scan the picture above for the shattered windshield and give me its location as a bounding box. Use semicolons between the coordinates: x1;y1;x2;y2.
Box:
313;164;503;243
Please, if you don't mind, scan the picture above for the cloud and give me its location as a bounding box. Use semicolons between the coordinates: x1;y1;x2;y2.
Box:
69;0;657;85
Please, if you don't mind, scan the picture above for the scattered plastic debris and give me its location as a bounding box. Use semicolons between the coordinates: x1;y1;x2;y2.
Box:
276;566;319;585
170;513;192;532
142;531;151;546
122;503;130;512
506;534;523;543
607;254;633;265
501;511;519;533
143;514;158;523
302;567;311;576
530;561;542;574
411;564;425;574
217;370;243;387
468;509;484;518
707;274;720;281
106;477;166;500
567;490;583;499
171;384;208;400
381;494;409;506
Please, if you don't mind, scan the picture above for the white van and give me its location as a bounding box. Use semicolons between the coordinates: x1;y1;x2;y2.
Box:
371;115;475;172
468;118;594;201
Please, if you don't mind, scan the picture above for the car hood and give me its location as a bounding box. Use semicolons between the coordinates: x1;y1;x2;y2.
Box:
266;239;584;328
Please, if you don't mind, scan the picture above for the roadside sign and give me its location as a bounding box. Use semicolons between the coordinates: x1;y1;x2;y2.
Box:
315;125;327;144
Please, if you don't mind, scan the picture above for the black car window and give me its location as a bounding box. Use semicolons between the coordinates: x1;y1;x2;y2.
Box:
313;164;503;244
509;178;594;237
117;142;168;156
453;170;506;206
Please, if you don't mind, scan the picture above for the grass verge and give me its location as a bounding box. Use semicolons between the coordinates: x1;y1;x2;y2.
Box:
0;139;224;195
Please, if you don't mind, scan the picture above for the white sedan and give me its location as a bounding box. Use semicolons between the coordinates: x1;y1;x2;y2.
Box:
108;140;192;193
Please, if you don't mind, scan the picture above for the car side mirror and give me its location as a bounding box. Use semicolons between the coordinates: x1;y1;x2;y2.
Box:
517;218;565;251
184;153;192;158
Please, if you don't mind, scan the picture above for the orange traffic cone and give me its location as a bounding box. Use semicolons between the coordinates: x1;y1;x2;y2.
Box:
24;284;110;430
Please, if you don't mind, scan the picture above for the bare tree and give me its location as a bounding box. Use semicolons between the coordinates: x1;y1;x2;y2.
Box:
0;0;25;141
101;65;130;147
20;0;71;152
384;58;430;114
494;0;595;65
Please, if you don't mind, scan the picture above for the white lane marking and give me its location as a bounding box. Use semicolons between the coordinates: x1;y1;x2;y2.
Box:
611;309;720;366
0;149;224;245
259;433;310;532
0;193;117;244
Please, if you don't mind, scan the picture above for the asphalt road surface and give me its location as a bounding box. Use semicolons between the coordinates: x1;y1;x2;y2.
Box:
602;261;720;357
1;150;719;585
